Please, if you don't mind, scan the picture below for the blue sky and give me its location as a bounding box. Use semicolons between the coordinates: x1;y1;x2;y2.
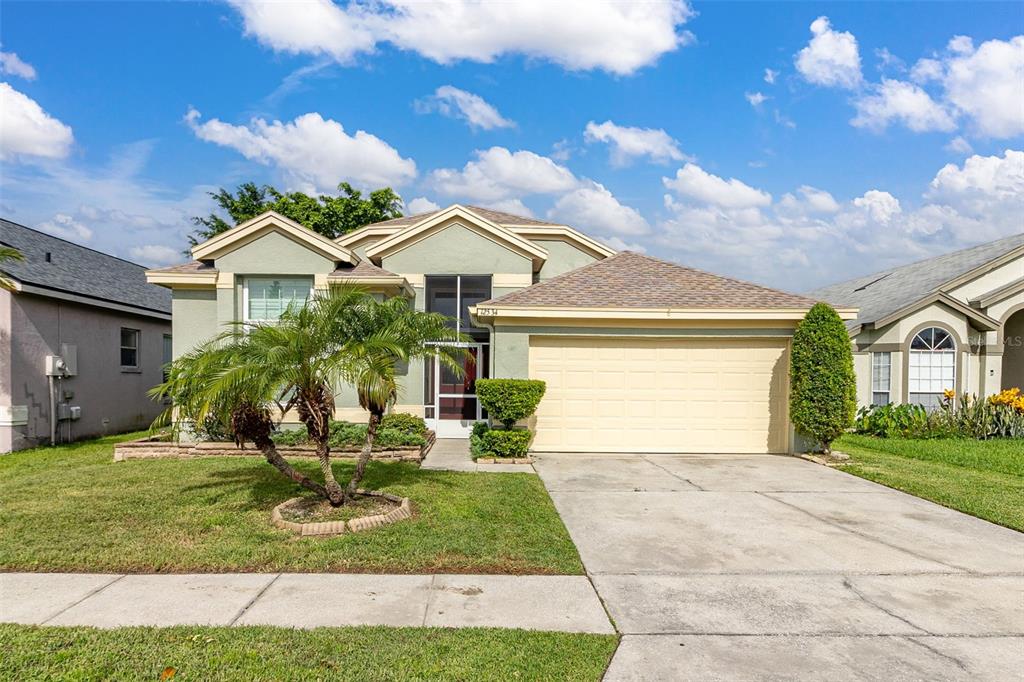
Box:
1;1;1021;291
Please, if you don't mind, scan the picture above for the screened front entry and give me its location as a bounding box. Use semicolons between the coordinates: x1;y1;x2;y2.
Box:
423;275;491;436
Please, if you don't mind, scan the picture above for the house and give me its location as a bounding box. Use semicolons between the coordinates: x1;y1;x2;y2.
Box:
810;233;1024;410
147;205;855;454
0;218;173;452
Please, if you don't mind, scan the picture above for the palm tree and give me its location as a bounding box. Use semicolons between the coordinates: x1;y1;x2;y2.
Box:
153;287;467;506
0;246;25;291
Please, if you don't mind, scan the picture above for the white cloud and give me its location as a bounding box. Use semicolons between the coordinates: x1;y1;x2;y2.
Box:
795;16;862;89
927;149;1024;214
415;85;514;130
910;57;943;83
745;91;768;107
548;181;650;236
0;83;74;161
663;163;771;209
0;50;36;80
481;198;535;217
779;185;840;214
429;147;578;202
185;108;416;192
874;47;905;71
405;196;440;214
764;68;779;84
129;244;181;266
228;0;695;76
852;190;902;223
583;120;687;166
773;109;796;129
550;138;572;162
851;78;956;132
942;36;1024;138
37;213;93;243
945;136;973;155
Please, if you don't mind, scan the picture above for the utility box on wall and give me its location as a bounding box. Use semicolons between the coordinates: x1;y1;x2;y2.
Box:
60;344;78;376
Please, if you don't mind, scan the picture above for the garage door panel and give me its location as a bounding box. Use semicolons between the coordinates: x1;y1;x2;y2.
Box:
528;336;789;454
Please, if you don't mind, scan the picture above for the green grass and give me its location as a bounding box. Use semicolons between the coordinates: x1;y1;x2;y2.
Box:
836;434;1024;531
0;624;618;681
0;433;583;574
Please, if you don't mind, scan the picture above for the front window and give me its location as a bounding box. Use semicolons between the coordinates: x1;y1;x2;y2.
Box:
425;275;491;341
871;352;891;406
245;277;312;322
908;327;955;408
120;328;140;369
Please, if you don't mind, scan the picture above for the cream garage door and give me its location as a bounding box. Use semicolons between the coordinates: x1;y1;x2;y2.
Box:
528;336;790;453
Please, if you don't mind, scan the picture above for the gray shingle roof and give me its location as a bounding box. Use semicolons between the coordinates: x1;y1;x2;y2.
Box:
0;218;172;315
484;251;817;309
364;205;561;229
807;232;1024;329
331;260;400;278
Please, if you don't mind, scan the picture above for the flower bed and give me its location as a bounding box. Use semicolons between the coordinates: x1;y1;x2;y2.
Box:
854;388;1024;440
271;490;412;537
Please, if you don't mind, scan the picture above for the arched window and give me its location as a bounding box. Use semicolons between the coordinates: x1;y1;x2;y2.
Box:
908;327;955;408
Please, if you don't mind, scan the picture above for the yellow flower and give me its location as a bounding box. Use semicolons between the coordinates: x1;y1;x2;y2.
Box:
943;389;956;401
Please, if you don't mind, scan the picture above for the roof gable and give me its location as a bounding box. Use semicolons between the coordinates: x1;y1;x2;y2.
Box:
191;211;356;264
482;251;821;311
364;205;548;270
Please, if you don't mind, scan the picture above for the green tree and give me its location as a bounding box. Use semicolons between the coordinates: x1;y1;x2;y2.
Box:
789;302;857;455
0;246;25;291
189;182;403;247
152;288;465;505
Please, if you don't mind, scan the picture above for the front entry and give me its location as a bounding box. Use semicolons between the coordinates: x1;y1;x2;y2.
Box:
426;343;487;437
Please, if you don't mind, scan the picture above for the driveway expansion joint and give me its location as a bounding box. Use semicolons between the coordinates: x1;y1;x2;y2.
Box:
40;574;126;626
228;573;281;625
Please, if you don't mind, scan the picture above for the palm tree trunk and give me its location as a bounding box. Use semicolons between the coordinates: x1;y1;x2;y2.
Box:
317;439;345;506
346;409;382;499
253;433;328;498
296;386;344;505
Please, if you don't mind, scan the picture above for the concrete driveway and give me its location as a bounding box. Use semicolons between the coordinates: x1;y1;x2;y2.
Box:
534;453;1024;681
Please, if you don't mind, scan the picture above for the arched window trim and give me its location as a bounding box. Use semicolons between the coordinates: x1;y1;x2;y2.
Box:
907;325;957;408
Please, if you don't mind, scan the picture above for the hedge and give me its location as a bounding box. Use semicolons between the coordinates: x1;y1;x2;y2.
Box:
475;379;546;430
480;428;532;459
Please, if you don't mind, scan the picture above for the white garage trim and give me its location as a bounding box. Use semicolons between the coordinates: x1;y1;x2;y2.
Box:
528;336;791;455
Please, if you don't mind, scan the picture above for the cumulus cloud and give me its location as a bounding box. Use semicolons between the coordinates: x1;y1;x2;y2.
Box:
663;163;772;209
0;83;74;161
795;16;862;89
548;181;650;236
851;78;956;132
745;91;769;107
415;86;514;130
945;136;973;155
185;108;416;192
0;50;36;80
583;120;687;166
228;0;695;75
943;36;1024;138
910;57;944;83
481;198;535;217
129;244;182;266
653;151;1024;290
37;213;93;243
429;147;577;202
405;196;441;214
764;68;779;84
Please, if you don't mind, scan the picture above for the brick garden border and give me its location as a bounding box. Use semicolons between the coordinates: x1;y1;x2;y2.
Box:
476;457;534;465
113;431;435;463
270;490;413;537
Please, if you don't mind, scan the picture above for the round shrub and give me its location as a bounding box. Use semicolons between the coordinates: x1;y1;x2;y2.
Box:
480;428;532;459
790;302;857;454
381;412;428;436
475;379;546;430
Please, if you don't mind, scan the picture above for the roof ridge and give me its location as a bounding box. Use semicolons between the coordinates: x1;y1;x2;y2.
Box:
1;217;151;271
485;250;629;305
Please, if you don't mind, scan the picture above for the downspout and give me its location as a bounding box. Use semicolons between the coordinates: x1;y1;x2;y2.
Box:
48;374;57;446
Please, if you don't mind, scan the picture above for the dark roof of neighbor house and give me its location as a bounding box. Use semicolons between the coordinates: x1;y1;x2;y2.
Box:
483;251;817;309
365;205;562;229
808;232;1024;329
0;217;172;315
148;260;217;274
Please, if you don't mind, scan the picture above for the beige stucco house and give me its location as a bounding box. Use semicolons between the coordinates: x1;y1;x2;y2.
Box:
811;234;1024;410
148;205;855;454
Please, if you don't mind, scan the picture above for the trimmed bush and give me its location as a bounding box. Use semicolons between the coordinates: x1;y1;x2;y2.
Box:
381;412;428;436
469;421;490;459
480;428;532;459
271;420;425;448
476;379;547;430
790;302;857;455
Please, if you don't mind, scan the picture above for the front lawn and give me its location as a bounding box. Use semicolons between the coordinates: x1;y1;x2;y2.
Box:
0;434;583;574
0;624;618;681
836;434;1024;531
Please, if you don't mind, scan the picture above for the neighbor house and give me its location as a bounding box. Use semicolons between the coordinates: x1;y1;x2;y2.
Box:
1;218;173;452
148;205;855;454
810;233;1024;410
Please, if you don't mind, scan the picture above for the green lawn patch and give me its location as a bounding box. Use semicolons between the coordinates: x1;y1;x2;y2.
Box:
0;434;583;574
0;624;618;682
836;434;1024;531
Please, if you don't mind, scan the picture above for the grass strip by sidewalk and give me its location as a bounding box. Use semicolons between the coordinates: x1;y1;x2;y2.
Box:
836;434;1024;531
0;624;618;682
0;433;583;575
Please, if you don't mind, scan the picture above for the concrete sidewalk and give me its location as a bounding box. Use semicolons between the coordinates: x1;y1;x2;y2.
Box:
420;438;535;473
0;572;613;634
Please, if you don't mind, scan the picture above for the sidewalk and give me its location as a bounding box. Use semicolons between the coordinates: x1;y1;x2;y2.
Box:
0;572;613;633
420;438;535;473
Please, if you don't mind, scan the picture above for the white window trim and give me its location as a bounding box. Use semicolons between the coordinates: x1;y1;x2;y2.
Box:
908;326;956;406
120;327;140;372
871;351;891;405
242;276;313;324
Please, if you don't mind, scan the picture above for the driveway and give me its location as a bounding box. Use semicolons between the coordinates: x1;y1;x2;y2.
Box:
534;453;1024;681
